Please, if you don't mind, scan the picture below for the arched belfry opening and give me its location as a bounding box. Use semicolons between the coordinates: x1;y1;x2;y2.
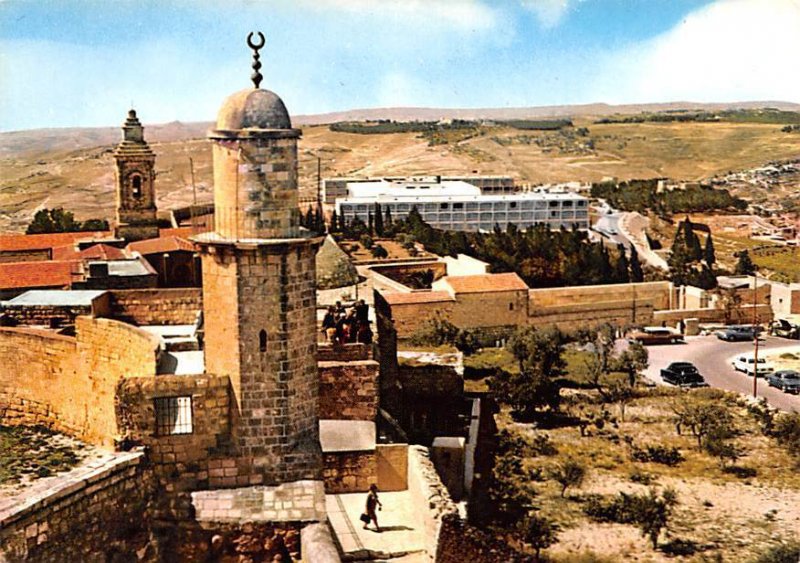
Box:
259;329;268;352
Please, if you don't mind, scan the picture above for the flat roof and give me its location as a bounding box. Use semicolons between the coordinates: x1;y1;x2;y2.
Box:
443;272;529;293
319;420;375;453
3;289;107;307
380;290;455;305
337;191;587;205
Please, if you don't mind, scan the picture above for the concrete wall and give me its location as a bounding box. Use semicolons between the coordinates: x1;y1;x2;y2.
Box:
0;452;155;563
318;360;379;421
654;303;773;325
770;282;800;317
449;290;528;328
529;299;656;331
109;288;202;326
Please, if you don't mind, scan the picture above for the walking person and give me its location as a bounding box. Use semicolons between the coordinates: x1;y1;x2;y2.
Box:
361;484;382;532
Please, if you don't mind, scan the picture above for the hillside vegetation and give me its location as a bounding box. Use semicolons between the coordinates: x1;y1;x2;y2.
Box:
2;110;800;232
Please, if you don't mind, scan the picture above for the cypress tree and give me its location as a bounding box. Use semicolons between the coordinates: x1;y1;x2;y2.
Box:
384;206;393;228
629;245;644;282
368;210;374;236
704;234;716;266
614;244;630;283
315;206;325;233
374;203;384;236
330;209;338;233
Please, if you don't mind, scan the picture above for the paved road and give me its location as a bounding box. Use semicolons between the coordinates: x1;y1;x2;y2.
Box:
593;212;631;249
641;335;800;412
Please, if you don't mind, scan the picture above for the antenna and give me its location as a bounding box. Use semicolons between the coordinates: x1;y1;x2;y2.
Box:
246;32;266;89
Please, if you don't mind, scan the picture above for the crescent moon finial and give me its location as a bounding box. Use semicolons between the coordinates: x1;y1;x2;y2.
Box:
246;32;266;88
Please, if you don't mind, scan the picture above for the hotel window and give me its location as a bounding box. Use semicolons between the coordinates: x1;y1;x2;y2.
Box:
154;396;193;436
577;200;587;207
509;201;517;209
549;201;559;208
550;210;559;218
562;200;573;207
453;202;464;210
440;202;450;210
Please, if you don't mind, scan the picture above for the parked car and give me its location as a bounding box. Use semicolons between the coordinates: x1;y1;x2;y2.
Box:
770;319;800;339
660;362;709;388
767;370;800;393
716;325;761;342
732;354;775;376
628;327;684;345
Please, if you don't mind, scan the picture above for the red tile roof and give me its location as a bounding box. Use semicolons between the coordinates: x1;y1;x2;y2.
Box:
159;225;210;238
0;260;82;290
381;291;455;305
52;243;128;261
0;231;113;253
128;236;197;255
443;272;528;294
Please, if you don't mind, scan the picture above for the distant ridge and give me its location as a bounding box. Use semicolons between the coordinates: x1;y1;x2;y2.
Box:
2;101;799;156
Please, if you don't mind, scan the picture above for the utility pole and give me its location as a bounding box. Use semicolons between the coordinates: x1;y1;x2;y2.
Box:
189;157;197;235
316;156;322;210
752;271;759;398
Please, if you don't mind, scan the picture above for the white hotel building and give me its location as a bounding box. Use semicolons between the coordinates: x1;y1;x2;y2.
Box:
334;178;590;232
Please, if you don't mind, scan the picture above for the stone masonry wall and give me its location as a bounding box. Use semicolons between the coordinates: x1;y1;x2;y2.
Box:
109;288;202;326
408;446;459;559
322;451;376;493
0;451;156;563
318;360;379;421
0;317;161;448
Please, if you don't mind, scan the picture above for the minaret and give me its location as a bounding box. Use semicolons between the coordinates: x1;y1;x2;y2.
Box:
195;32;323;484
113;110;159;241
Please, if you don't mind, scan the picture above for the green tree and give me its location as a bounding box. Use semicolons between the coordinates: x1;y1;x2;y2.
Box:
735;250;757;275
370;244;388;259
367;209;374;236
80;218;110;231
672;400;735;450
384;205;393;228
491;327;566;418
26;208;81;234
330;209;339;233
704;234;716;266
629;245;644;282
614;244;630;283
374;202;384;236
616;341;649;388
637;488;678;549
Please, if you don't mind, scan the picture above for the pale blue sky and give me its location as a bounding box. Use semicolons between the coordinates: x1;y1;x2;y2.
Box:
1;0;799;131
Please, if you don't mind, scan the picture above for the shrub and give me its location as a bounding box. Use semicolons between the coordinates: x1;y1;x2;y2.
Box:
584;488;678;549
750;542;800;563
530;434;559;457
550;458;586;497
522;514;559;559
629;470;655;485
359;234;374;249
773;413;800;459
721;465;757;479
660;538;699;557
369;244;388;259
631;444;684;466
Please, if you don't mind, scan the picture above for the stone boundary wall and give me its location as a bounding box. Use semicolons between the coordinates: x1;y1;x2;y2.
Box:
407;446;459;560
316;342;372;362
528;299;656;331
0;292;110;327
318;360;379;421
654;303;773;325
0;451;155;563
435;513;534;563
109;287;202;325
528;281;674;310
323;451;376;493
0;327;81;437
0;317;162;447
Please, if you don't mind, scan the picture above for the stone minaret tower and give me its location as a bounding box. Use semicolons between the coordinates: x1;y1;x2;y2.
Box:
113;110;159;241
195;34;323;484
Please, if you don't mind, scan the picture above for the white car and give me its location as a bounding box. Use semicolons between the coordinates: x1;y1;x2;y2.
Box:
732;355;774;376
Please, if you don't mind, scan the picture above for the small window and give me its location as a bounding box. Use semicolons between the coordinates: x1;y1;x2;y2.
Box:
154;396;193;436
509;302;514;311
132;175;142;198
440;202;449;210
259;329;268;352
453;202;464;210
509;201;517;209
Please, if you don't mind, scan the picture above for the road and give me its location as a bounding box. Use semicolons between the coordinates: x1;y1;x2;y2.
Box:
593;212;631;249
641;334;800;412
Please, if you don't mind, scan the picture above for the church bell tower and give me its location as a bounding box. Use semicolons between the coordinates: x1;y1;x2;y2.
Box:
113;109;159;241
195;33;323;484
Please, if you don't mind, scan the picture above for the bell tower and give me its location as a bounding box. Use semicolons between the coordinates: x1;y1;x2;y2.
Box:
113;109;159;241
195;33;323;484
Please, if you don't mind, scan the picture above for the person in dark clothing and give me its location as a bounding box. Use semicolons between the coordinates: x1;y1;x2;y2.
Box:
354;299;369;323
363;484;382;531
322;306;337;342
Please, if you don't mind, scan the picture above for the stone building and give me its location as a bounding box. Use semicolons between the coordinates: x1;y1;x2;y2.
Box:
194;81;324;485
113;110;160;241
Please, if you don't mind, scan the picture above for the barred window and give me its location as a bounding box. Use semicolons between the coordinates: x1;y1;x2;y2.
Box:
154;396;193;436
